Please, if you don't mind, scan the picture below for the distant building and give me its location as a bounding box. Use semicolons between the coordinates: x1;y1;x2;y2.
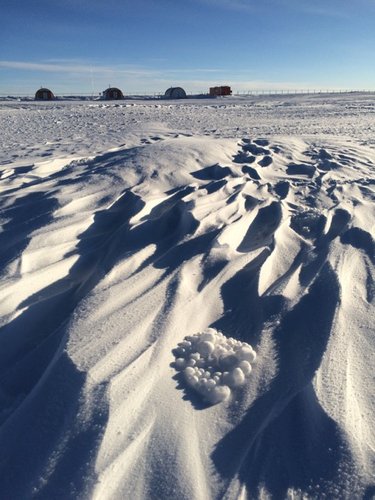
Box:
102;87;124;100
209;86;232;97
164;87;187;99
35;88;55;100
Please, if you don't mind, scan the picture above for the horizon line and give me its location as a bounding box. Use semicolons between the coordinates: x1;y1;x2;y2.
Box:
1;88;375;98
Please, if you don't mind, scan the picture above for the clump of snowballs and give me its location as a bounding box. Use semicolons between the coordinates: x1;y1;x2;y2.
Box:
173;328;256;405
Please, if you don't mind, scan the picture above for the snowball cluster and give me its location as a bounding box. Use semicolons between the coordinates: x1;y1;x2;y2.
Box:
173;328;256;404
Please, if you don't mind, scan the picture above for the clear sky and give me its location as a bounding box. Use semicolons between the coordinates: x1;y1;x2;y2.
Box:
1;0;375;95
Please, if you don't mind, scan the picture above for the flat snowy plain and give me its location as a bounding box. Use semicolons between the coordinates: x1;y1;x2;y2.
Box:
0;94;374;499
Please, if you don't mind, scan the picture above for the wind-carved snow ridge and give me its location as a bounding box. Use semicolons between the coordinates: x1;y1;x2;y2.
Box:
1;98;375;499
173;328;256;404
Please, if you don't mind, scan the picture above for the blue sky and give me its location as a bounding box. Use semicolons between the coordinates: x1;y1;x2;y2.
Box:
1;0;375;95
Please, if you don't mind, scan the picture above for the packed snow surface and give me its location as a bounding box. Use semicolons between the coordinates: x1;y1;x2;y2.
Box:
0;94;374;499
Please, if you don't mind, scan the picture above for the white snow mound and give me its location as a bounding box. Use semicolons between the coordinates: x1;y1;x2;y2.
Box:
174;328;256;404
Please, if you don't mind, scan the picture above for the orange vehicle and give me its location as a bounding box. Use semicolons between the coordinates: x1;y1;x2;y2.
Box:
209;86;232;96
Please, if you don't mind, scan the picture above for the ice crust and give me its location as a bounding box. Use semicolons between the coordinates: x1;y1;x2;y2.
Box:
174;328;256;404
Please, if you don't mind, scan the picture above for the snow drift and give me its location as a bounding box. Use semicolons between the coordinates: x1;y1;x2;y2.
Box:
0;95;374;499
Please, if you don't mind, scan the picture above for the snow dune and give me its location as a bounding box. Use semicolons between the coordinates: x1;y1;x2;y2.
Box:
0;97;374;499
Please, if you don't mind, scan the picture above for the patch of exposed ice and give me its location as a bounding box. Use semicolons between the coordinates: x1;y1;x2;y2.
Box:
173;328;256;404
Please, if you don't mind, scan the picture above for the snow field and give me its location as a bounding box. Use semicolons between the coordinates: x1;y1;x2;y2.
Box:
0;95;374;499
174;328;256;404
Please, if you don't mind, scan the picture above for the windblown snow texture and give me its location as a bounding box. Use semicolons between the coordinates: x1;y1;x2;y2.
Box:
0;95;374;499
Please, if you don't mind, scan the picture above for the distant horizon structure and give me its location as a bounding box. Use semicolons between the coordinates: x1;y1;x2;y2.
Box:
35;87;54;100
164;87;187;99
102;87;124;100
209;86;232;97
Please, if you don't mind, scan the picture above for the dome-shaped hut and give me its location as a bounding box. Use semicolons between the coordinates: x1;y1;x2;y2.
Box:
102;87;124;100
35;88;55;100
164;87;187;99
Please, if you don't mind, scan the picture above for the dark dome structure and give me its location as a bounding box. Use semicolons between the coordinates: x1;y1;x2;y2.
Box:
35;88;55;100
102;87;124;100
164;87;187;99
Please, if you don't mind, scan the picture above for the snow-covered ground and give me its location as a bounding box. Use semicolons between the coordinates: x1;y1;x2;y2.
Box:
0;94;374;499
